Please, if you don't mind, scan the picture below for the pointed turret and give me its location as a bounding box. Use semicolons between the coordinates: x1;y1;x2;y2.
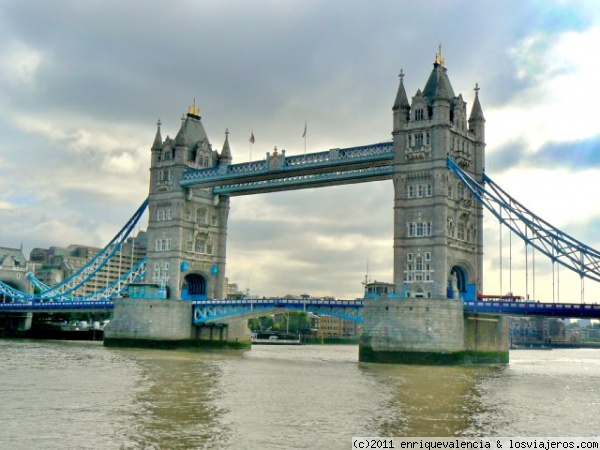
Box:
468;83;485;142
393;69;410;111
393;69;410;130
468;83;485;122
220;128;232;165
152;119;163;150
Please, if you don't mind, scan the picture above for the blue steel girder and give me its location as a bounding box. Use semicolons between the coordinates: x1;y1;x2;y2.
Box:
447;157;600;283
32;199;149;300
181;141;394;193
464;300;600;319
214;165;394;196
0;300;114;313
192;299;364;324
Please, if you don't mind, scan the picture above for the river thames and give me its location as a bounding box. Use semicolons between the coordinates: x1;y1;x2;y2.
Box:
1;340;599;449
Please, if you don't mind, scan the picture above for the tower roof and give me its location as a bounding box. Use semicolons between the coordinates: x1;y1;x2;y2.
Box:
175;100;209;147
422;45;455;104
392;69;410;111
152;119;162;150
221;128;232;161
469;83;485;121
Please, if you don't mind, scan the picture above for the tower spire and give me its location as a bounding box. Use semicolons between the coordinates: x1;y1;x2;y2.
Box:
393;69;410;112
152;119;162;150
435;43;446;67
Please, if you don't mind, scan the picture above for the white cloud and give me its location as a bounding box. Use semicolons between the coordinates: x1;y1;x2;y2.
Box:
0;41;42;88
488;25;600;154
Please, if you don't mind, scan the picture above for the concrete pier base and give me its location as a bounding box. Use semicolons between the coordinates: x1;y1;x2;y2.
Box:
359;297;509;365
103;298;250;349
0;312;32;332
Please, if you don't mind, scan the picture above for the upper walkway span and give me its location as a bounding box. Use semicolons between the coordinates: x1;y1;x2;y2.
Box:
180;142;394;195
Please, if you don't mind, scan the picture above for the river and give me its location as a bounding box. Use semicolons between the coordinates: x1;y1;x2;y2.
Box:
0;340;599;449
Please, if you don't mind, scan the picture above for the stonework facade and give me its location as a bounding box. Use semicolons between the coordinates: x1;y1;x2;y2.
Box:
147;103;231;300
391;47;485;299
0;247;32;300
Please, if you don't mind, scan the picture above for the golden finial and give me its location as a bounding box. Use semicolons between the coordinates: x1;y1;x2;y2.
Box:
435;44;446;67
188;98;201;117
273;145;278;156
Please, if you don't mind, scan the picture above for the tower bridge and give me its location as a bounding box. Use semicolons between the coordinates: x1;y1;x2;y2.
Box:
3;47;600;363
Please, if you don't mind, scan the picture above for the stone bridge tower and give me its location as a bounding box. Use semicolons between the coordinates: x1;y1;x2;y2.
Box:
146;102;231;300
360;48;508;365
392;46;485;300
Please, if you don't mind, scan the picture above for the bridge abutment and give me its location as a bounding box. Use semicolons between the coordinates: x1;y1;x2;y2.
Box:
359;297;508;364
104;298;250;349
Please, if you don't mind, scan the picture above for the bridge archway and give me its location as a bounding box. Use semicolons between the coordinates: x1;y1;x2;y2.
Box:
182;273;208;300
448;264;471;300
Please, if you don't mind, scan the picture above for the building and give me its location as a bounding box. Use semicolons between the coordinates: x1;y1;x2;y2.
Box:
0;246;33;301
392;45;485;300
146;103;231;300
315;314;360;339
30;231;147;298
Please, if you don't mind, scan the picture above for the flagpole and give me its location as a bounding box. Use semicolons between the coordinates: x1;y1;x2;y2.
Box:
302;120;307;154
249;131;255;161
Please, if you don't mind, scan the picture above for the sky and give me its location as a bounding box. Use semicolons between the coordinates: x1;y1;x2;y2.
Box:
2;0;600;301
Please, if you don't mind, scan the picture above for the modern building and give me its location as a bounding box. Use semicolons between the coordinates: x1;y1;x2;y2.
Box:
30;231;147;298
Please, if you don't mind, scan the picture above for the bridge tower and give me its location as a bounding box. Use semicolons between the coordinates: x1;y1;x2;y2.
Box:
360;47;508;364
392;46;485;300
146;102;231;301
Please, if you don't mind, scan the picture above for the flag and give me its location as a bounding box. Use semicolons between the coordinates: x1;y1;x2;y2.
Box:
249;132;255;144
302;121;307;138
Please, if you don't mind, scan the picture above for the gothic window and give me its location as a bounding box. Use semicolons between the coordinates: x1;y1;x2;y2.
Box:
163;150;171;161
206;244;213;254
160;169;171;182
211;215;217;226
203;156;210;167
407;185;415;198
157;208;173;221
457;184;465;200
417;222;424;236
415;109;424;121
195;239;205;253
183;208;192;221
425;252;431;261
196;208;207;224
416;257;423;271
186;241;194;252
457;223;466;241
415;133;423;147
426;221;432;236
426;132;430;145
407;253;413;261
448;186;453;198
155;238;171;251
408;223;416;237
426;183;433;197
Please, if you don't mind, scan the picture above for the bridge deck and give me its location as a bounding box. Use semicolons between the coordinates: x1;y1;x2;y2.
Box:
2;299;599;319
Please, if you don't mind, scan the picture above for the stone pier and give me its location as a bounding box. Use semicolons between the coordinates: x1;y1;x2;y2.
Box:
104;298;251;349
359;297;509;364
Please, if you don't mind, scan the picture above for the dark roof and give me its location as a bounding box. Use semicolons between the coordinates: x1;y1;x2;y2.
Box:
422;62;456;105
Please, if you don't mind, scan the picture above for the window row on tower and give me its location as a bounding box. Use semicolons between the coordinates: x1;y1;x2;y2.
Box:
407;183;433;199
407;221;432;238
406;132;430;148
155;206;217;226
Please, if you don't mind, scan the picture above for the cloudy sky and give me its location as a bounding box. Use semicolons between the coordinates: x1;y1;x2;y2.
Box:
2;0;600;301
